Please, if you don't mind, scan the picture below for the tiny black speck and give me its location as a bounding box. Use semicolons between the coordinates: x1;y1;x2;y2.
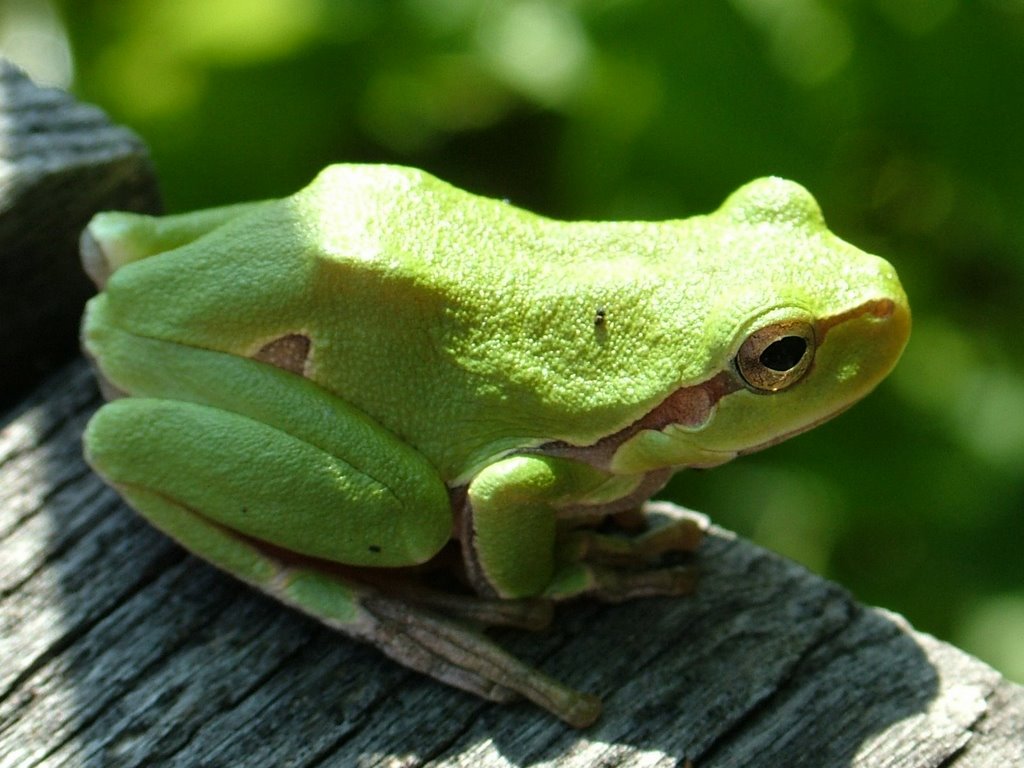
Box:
594;308;607;326
368;545;382;553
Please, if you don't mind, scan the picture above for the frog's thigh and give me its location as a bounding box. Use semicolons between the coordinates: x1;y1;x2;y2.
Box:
84;396;449;568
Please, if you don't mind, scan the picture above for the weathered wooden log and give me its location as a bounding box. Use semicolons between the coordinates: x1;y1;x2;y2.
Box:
1;57;1021;768
0;59;160;408
2;363;1023;766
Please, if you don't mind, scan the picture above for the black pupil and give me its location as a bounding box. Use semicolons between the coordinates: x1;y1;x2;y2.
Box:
760;336;807;371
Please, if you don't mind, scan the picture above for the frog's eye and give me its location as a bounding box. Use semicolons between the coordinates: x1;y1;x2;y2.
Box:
735;320;815;392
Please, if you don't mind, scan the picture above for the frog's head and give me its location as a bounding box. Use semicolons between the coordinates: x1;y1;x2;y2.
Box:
611;177;911;473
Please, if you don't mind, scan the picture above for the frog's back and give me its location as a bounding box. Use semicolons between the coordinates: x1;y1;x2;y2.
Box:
95;165;711;479
90;165;907;480
293;166;711;475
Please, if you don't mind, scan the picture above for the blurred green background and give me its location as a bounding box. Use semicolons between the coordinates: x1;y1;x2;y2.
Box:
4;0;1021;683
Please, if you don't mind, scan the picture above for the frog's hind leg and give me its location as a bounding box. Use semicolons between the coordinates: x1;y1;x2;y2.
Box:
82;336;600;726
100;484;600;728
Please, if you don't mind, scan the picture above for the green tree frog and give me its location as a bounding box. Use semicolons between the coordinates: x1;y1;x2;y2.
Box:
80;165;910;727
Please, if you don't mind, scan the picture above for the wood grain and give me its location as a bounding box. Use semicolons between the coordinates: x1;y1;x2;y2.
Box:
0;59;160;408
1;361;1022;767
1;56;1020;768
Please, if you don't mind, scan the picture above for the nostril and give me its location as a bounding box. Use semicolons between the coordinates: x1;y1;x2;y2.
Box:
872;299;895;319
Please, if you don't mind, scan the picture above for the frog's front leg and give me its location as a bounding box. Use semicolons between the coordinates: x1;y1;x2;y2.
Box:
464;456;704;601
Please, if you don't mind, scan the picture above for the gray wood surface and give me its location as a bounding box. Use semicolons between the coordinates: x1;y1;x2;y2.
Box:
1;54;1021;768
0;59;160;408
1;360;1022;767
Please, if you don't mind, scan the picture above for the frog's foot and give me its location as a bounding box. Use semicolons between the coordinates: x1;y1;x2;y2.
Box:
350;592;601;728
373;576;554;631
548;561;699;602
549;503;708;602
568;502;708;566
278;569;593;724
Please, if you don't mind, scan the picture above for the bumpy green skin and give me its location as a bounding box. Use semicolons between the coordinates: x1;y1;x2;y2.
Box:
80;165;910;726
86;166;907;476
